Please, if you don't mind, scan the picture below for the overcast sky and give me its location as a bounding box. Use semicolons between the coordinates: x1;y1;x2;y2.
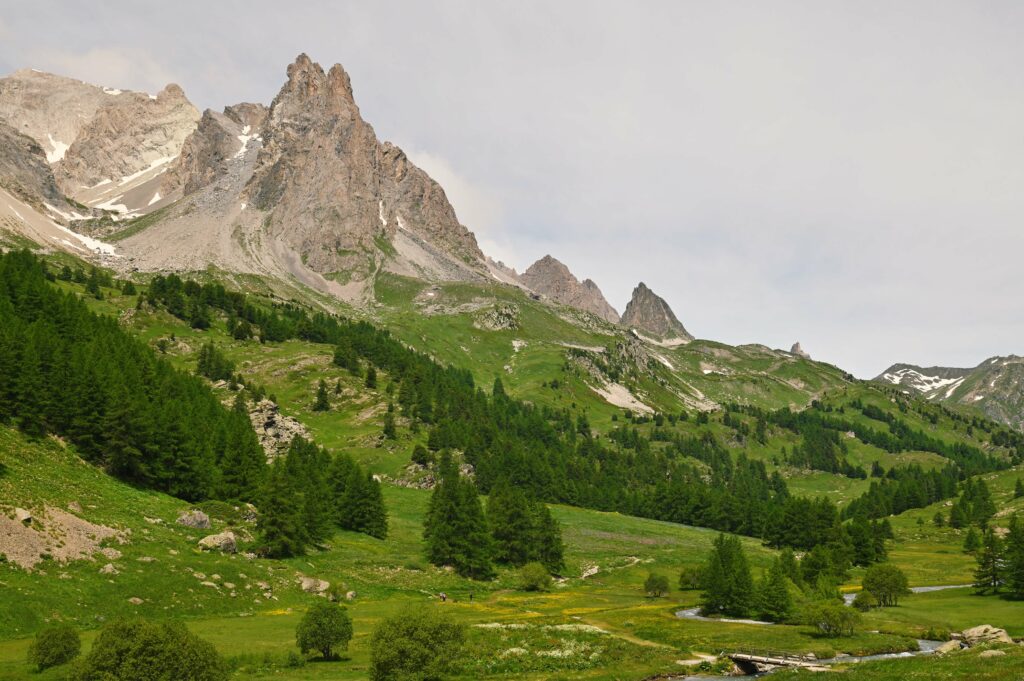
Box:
3;1;1023;377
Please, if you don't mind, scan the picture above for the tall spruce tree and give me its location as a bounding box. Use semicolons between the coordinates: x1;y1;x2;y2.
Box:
757;558;793;622
1004;514;1024;599
257;461;306;558
973;529;1004;594
423;452;494;579
700;533;754;616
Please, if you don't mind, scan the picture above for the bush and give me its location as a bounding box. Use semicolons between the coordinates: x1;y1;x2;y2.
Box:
370;606;465;681
851;589;878;612
861;563;910;607
678;565;704;590
518;562;552;591
644;572;670;598
803;602;860;637
71;619;227;680
296;602;353;660
27;623;80;671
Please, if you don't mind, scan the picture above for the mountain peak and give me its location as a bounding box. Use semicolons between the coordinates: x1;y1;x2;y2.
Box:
520;255;620;323
620;282;692;340
791;342;810;359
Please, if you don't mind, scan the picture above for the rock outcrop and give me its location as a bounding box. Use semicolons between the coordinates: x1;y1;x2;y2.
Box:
790;342;810;359
961;624;1014;647
198;531;237;554
244;54;486;280
519;255;619;323
176;510;211;529
0;121;71;211
163;103;267;196
620;282;692;341
248;399;309;459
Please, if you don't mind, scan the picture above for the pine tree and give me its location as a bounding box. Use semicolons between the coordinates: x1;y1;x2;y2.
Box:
1015;479;1024;500
488;483;535;566
218;393;266;501
963;527;981;554
423;453;493;579
700;533;754;616
757;558;793;622
1004;514;1024;599
284;437;333;546
257;461;306;558
313;379;330;412
382;410;397;439
973;529;1004;594
532;502;565;575
365;366;377;389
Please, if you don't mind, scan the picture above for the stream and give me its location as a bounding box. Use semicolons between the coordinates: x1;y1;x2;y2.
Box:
671;587;971;678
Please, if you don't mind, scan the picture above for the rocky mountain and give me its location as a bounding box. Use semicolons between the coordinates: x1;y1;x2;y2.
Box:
620;282;692;341
519;255;620;323
244;54;485;279
0;69;199;216
876;356;1024;430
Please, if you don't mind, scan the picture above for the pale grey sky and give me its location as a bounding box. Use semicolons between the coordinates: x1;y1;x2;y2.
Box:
3;1;1023;377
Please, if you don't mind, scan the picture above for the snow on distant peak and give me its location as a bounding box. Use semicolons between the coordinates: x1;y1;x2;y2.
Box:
881;368;964;396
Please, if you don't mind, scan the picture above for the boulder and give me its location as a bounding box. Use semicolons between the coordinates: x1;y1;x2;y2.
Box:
962;625;1014;647
979;649;1007;658
99;563;118;575
934;640;962;655
100;547;122;560
67;501;83;513
127;597;144;605
15;508;32;525
176;510;211;529
299;577;330;594
197;531;236;554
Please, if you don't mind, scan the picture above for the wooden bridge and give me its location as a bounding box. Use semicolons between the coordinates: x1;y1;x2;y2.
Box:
727;651;830;674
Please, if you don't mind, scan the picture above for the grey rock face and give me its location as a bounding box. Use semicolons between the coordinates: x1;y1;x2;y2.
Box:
55;83;200;195
198;531;237;554
0;69;109;165
245;54;485;278
247;399;309;460
0;121;69;210
163;104;266;196
620;282;692;340
520;255;620;324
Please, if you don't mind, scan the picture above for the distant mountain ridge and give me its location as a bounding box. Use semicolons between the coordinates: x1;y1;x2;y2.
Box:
621;282;693;341
518;255;620;324
875;356;1024;430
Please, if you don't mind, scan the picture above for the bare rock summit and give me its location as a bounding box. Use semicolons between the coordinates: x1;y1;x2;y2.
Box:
519;255;620;324
620;282;692;341
791;342;810;359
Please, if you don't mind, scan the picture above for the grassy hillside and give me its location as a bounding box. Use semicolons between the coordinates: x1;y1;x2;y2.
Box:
3;254;1024;680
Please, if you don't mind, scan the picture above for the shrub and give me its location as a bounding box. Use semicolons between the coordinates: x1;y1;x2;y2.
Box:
296;602;353;660
71;619;227;680
644;572;670;598
370;606;465;681
861;564;910;607
27;623;80;671
678;565;704;590
518;562;552;591
851;589;878;612
803;602;860;637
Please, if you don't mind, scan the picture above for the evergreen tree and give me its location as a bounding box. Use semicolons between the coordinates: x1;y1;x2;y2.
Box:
1015;478;1024;499
218;394;266;501
973;529;1004;594
963;527;981;554
488;483;535;566
532;502;565;575
365;366;377;389
423;453;494;579
1004;514;1024;600
700;533;754;617
313;379;330;412
382;410;397;439
757;558;793;622
284;437;333;546
338;467;388;539
257;461;306;558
